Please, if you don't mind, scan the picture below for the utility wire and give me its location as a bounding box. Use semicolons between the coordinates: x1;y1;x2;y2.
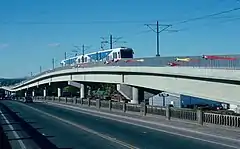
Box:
218;16;240;23
1;7;239;25
1;7;239;27
172;7;240;25
0;20;158;25
100;34;126;49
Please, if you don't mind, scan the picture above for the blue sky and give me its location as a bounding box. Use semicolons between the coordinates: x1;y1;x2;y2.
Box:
0;0;240;78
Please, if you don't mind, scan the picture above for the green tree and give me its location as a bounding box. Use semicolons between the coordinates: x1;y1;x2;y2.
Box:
63;86;79;94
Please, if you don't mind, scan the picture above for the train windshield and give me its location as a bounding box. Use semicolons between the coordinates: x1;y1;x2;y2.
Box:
120;49;133;58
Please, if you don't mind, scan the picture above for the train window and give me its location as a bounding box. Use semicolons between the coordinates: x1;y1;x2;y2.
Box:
118;52;120;58
113;52;117;59
84;57;87;62
78;59;81;63
96;53;99;61
120;49;133;58
106;56;109;60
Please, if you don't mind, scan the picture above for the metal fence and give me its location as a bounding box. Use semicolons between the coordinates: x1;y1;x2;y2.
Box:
59;97;65;102
32;96;240;128
54;97;58;101
111;102;123;111
100;100;109;108
67;97;74;103
126;103;141;112
82;99;88;105
146;105;166;116
204;112;240;127
90;100;96;107
170;108;197;121
76;98;81;104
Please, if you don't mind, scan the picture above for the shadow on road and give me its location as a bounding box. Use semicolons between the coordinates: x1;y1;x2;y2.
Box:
0;102;72;149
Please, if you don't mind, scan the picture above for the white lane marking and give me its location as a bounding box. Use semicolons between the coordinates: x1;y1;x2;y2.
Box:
17;103;139;149
48;102;240;142
0;110;27;149
45;102;240;149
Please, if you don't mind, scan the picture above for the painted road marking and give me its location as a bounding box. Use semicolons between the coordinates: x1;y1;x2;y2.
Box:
46;102;240;149
17;102;139;149
0;110;27;149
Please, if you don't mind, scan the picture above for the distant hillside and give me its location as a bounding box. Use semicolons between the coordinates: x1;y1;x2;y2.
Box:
0;78;26;87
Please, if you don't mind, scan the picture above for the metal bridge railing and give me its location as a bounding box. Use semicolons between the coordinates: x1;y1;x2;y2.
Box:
82;99;88;105
111;102;123;111
146;105;166;116
204;112;240;127
170;108;197;121
126;103;141;112
67;97;74;103
90;100;96;107
59;97;65;102
100;100;109;108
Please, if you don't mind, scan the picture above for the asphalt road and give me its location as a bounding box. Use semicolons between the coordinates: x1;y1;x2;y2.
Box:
1;100;235;149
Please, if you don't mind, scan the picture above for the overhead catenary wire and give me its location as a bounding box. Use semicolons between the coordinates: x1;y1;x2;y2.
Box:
130;7;240;39
1;7;240;25
172;7;240;25
100;34;126;50
6;5;240;75
0;20;158;25
61;6;240;60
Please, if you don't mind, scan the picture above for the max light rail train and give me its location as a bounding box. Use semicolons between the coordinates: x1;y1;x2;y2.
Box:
60;47;134;66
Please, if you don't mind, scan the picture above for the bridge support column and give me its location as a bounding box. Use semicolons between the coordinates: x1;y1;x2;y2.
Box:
197;109;203;125
131;87;138;104
80;84;85;99
43;88;47;97
32;90;35;97
131;87;144;104
57;88;62;97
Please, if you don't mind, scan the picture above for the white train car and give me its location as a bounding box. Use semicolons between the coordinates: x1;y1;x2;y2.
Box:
60;47;134;66
60;56;78;66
